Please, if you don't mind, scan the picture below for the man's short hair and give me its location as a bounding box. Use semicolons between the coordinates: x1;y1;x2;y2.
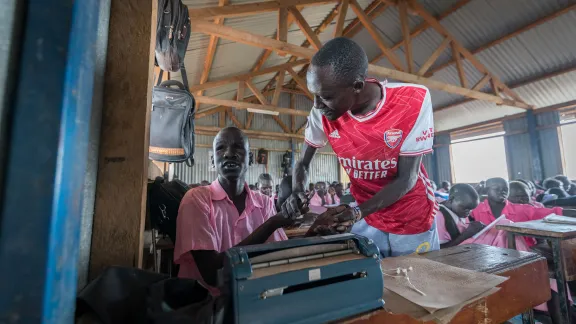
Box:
510;181;529;191
486;177;508;187
311;37;368;86
543;178;563;189
258;173;273;183
449;183;479;202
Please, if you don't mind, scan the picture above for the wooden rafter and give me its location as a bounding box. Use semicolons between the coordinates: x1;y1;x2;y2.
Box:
287;67;313;100
417;37;451;76
290;93;296;132
245;112;254;129
272;116;291;133
272;70;285;105
263;3;341;92
398;0;413;73
191;20;531;108
288;6;323;50
195;96;310;116
197;0;229;96
370;0;471;64
188;0;337;19
278;8;288;43
349;0;404;71
188;59;307;93
227;108;243;128
219;110;226;127
424;3;576;77
196;106;226;119
289;1;388;86
451;42;468;88
196;125;305;140
333;0;349;38
245;80;269;104
407;0;531;108
471;74;490;92
237;81;246;101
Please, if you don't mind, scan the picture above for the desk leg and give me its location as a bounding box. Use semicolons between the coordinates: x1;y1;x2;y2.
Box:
507;232;516;250
521;309;535;324
552;238;571;324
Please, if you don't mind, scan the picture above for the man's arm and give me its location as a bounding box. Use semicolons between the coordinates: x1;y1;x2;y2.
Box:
358;155;421;217
293;144;317;193
192;214;288;286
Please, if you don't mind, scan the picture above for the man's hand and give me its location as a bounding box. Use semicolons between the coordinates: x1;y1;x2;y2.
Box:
275;192;309;227
462;221;486;238
306;205;354;236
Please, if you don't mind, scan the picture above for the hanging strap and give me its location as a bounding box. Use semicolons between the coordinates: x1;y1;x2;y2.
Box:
156;70;164;86
180;61;189;89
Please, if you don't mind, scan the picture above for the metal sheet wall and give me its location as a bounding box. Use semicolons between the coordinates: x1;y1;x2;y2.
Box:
536;111;563;178
503;117;533;180
434;134;452;183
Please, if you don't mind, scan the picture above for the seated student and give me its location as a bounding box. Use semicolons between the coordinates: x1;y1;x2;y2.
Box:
257;173;274;197
438;181;451;193
471;178;574;247
509;181;544;207
436;184;483;248
309;181;340;206
543;178;564;190
327;185;340;206
174;127;304;294
554;175;574;194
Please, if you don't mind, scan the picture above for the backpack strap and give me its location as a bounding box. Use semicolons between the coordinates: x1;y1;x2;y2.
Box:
439;205;462;242
180;61;189;89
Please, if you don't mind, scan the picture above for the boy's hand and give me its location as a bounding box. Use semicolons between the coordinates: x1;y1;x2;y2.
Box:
463;221;486;237
306;205;352;235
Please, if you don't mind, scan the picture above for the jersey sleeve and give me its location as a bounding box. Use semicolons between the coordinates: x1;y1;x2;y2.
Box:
304;108;328;148
400;88;434;156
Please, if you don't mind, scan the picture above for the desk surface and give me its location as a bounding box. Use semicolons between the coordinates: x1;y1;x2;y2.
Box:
343;244;550;324
497;219;576;239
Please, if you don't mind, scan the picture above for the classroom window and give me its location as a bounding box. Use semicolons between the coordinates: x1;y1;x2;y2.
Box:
451;133;509;183
560;122;576;179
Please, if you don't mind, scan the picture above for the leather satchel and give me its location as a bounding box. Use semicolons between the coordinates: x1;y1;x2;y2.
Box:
149;66;195;165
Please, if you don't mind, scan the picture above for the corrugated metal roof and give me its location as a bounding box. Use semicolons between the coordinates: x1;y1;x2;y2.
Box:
184;0;576;133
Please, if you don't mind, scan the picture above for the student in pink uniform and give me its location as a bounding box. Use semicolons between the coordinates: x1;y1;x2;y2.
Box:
471;178;575;247
309;181;340;206
174;127;304;295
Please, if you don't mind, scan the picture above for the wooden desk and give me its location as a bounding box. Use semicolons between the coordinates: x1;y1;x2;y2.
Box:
498;220;576;324
343;244;550;324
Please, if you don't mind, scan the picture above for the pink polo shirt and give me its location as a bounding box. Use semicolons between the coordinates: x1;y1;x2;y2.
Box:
174;180;287;294
470;199;563;247
309;192;340;207
435;205;470;244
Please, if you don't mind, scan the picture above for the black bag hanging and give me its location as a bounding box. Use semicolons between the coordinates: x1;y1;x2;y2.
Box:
148;176;190;243
149;66;195;165
156;0;191;72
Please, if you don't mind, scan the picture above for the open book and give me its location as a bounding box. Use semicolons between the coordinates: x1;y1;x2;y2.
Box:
472;215;507;239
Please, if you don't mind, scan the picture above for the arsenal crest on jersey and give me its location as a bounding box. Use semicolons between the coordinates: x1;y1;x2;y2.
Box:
384;129;403;149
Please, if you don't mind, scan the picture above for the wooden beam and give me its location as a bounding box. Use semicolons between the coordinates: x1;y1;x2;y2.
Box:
287;67;313;100
398;0;413;73
290;93;296;132
219;110;226;127
197;0;229;96
425;3;576;77
490;78;501;97
196;106;225;119
245;80;269;104
237;81;246;101
90;0;155;279
272;70;285;105
435;65;576;112
278;8;288;43
288;6;323;50
333;0;349;38
272;115;291;133
417;37;450;76
342;1;387;37
227;108;243;128
370;0;471;64
188;0;337;19
265;3;341;92
193;21;530;108
471;74;490;91
281;87;306;95
192;20;316;57
296;121;307;134
196;125;305;140
195;96;311;116
188;59;308;93
245;113;254;129
349;0;404;70
408;0;530;108
451;43;468;88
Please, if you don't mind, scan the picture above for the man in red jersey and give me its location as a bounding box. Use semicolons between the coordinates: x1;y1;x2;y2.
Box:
291;37;438;257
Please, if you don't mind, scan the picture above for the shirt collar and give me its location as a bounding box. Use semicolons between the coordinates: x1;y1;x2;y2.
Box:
346;78;387;122
476;199;513;216
209;179;263;208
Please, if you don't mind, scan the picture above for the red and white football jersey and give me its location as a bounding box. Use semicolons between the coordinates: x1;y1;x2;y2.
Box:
305;79;438;235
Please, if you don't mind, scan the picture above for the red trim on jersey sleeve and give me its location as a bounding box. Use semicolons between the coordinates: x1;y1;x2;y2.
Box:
305;139;324;148
398;148;433;156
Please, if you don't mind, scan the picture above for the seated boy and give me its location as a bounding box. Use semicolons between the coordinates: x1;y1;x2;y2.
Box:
436;184;483;248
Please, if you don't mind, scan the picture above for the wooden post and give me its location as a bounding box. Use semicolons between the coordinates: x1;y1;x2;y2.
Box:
89;0;156;279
